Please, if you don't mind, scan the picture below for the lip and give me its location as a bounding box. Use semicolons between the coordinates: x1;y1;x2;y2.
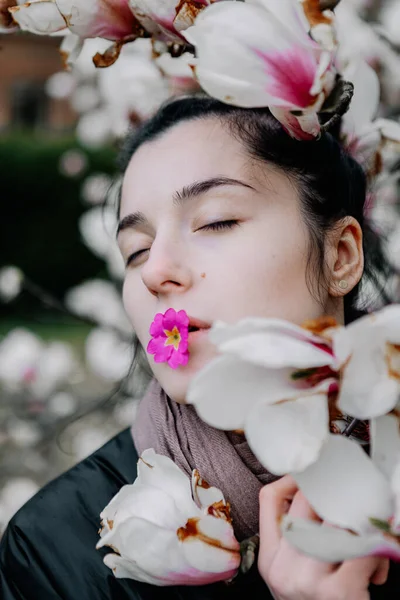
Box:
187;316;211;332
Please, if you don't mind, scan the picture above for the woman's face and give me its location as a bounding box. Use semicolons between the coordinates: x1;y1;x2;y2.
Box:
118;118;332;403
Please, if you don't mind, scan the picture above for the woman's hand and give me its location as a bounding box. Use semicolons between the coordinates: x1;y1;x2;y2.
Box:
258;476;390;600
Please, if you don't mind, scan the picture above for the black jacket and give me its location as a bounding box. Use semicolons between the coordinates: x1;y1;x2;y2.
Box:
0;428;399;599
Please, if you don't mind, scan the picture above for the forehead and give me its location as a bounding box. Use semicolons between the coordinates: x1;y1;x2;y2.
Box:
120;119;252;215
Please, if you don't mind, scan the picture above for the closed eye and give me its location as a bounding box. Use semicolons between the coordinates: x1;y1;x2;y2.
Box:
125;220;240;266
199;219;240;232
126;248;149;267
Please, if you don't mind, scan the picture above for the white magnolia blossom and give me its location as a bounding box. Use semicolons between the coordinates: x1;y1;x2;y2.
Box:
335;1;400;106
79;206;125;279
188;306;400;474
184;0;336;140
97;448;240;585
0;329;76;397
341;59;400;173
282;430;400;563
0;266;23;302
65;279;131;332
0;478;39;530
81;173;113;205
85;327;132;380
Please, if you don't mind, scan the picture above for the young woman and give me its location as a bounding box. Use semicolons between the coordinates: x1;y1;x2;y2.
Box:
0;96;398;599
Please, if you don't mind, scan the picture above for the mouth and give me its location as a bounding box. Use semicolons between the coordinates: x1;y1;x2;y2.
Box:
187;316;211;334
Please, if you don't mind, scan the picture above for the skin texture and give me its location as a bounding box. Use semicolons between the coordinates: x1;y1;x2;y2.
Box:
118;118;376;598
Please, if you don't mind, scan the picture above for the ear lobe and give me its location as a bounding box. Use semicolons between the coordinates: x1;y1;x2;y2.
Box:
328;217;364;297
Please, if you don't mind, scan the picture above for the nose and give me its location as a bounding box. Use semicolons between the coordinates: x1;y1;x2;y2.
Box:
141;236;193;297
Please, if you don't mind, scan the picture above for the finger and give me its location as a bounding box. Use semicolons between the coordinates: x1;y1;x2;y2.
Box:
283;491;335;576
288;490;322;521
335;555;388;587
370;558;390;586
258;475;298;567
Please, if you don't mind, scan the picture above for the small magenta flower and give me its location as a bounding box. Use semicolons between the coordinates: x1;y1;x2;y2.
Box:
147;308;189;369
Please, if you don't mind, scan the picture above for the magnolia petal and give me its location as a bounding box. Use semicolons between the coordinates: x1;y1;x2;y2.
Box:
97;484;186;538
56;0;137;40
335;309;400;419
293;435;393;534
187;354;274;430
181;514;240;572
184;1;322;110
342;60;380;133
211;331;334;370
391;462;400;532
103;553;170;584
245;391;329;474
250;0;311;43
191;470;225;511
374;118;400;144
281;516;400;562
9;0;66;34
269;105;320;140
102;517;190;580
59;32;84;68
370;415;400;481
209;317;337;367
138;449;198;517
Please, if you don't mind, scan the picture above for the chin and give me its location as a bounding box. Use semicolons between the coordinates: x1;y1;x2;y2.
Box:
154;344;218;405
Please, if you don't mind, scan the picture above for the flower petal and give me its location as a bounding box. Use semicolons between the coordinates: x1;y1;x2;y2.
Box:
103;552;170;584
213;332;334;370
342;60;380;133
370;414;400;481
138;449;197;517
281;516;400;562
56;0;137;40
9;0;66;34
245;390;329;474
293;435;393;534
209;317;336;368
335;307;400;419
184;1;324;111
97;483;185;536
180;514;240;573
187;354;290;430
191;469;225;510
269;105;320;140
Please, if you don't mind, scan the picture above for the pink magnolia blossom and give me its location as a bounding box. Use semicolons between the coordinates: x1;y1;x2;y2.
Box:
183;0;337;140
147;308;189;369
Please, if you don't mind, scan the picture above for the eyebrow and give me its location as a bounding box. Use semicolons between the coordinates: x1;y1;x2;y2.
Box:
116;176;256;237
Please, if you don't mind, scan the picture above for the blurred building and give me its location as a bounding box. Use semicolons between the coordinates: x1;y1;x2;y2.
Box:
0;32;76;132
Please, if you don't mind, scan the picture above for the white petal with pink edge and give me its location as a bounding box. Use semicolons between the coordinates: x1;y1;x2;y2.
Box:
9;0;66;34
209;319;336;369
184;0;325;111
56;0;137;40
281;516;400;563
293;435;394;534
245;389;330;474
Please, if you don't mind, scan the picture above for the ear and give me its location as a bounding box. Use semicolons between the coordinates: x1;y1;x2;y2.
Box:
326;216;364;297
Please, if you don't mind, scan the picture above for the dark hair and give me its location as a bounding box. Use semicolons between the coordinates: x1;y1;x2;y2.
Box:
117;94;392;324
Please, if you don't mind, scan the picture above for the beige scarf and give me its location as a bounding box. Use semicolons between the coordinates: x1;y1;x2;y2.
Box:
131;379;279;541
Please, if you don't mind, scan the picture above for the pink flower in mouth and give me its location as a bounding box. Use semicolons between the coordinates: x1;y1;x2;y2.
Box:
147;308;189;369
